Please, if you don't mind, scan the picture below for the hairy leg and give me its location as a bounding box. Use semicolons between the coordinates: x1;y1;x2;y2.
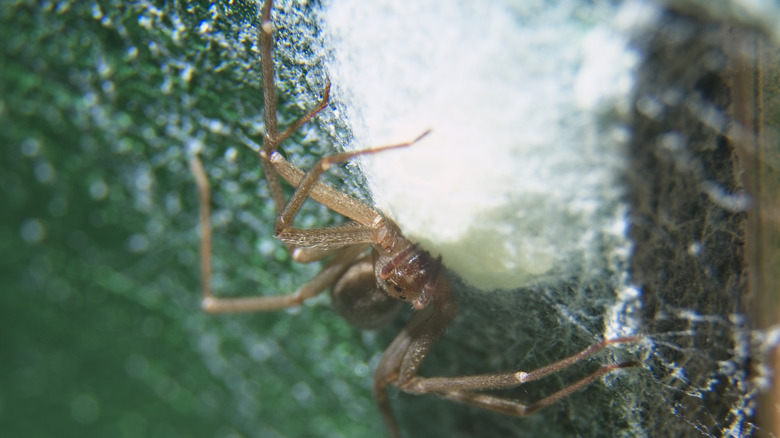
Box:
189;152;370;313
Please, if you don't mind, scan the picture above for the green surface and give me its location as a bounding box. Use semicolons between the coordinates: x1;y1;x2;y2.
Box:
0;1;383;437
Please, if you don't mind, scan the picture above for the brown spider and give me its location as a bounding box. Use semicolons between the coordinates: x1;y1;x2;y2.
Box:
188;1;637;436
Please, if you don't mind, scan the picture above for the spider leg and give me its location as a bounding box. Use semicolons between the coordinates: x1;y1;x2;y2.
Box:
258;0;284;215
259;127;430;253
401;336;638;394
189;152;370;313
257;0;364;253
372;276;457;438
276;82;331;146
375;308;636;438
261;130;430;228
256;0;425;233
435;361;637;417
289;246;343;263
192;0;427;313
200;245;364;313
258;74;330;217
370;269;636;436
257;0;431;252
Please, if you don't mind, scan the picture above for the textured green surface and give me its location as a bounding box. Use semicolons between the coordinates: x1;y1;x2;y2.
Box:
0;1;382;437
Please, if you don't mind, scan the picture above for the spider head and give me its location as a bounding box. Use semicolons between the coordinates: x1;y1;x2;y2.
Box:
375;245;441;311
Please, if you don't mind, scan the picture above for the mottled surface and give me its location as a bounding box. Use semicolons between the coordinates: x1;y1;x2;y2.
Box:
2;1;775;438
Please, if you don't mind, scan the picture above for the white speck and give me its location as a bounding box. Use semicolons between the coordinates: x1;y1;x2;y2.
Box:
208;3;220;20
127;233;149;253
89;179;108;200
91;3;103;20
96;56;112;78
160;75;172;94
222;179;239;194
225;147;238;162
574;27;638;111
34;161;55;183
659;131;684;152
134;169;152;191
260;239;277;256
20;137;42;157
125;46;138;61
249;342;273;362
138;15;152;29
604;285;642;340
186;138;203;155
164;192;181;215
204;118;228;135
291;381;312;403
354;362;369;377
20;218;46;244
636;95;664;119
614;0;660;34
701;181;752;213
180;64;194;82
198;332;220;354
198;20;210;34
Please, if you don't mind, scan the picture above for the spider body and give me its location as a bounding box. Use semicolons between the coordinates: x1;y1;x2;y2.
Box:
330;251;402;329
189;1;636;437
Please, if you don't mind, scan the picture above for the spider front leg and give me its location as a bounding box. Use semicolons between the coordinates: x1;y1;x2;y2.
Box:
259;129;431;232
